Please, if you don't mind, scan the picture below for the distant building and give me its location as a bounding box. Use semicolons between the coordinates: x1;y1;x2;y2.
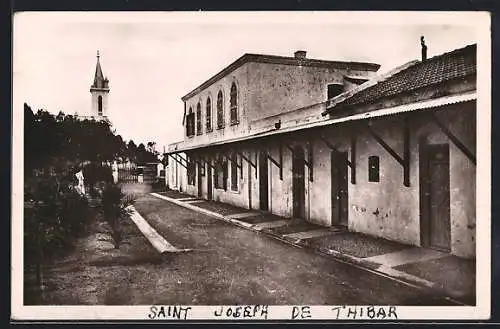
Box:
75;51;111;123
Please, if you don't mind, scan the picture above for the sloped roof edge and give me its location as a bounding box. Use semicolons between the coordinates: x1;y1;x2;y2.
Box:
181;53;381;101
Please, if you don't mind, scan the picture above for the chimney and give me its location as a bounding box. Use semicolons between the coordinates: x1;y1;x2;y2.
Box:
294;50;307;59
420;36;427;61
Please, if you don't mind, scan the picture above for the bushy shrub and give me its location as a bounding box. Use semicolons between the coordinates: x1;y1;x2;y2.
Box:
82;163;113;189
24;172;91;265
100;183;134;248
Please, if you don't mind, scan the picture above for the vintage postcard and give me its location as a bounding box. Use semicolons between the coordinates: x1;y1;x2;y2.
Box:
12;11;491;321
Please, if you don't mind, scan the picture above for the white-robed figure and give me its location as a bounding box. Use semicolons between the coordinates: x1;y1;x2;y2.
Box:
112;161;119;183
75;170;85;195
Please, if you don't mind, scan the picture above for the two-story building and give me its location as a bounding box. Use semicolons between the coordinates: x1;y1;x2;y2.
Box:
167;49;380;211
167;44;476;259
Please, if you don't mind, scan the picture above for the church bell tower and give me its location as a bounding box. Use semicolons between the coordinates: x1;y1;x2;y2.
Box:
90;50;110;119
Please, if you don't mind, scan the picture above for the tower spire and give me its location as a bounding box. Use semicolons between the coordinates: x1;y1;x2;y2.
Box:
89;50;110;121
91;50;107;89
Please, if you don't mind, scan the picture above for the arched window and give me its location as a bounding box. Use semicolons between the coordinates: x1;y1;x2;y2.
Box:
230;82;238;124
217;90;224;129
206;97;212;132
186;107;195;137
98;95;103;115
196;102;202;135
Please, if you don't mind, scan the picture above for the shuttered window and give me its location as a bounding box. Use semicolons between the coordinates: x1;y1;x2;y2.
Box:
368;156;380;182
217;91;224;129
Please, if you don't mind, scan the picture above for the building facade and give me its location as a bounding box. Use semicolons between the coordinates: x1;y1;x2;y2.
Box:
167;45;476;259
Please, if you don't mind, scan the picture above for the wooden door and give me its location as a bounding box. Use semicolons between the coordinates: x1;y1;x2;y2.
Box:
206;159;213;201
197;161;203;198
259;151;269;211
292;146;306;219
331;151;349;226
420;144;451;251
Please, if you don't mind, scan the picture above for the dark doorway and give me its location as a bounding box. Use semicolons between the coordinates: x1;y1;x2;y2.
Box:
292;146;306;219
206;159;213;201
197;161;203;198
259;151;269;211
420;143;451;252
331;150;349;226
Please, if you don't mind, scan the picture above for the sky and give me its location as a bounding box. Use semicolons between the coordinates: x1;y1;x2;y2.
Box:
13;11;482;151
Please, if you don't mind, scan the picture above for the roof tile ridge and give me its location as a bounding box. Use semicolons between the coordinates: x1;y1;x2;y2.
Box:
324;59;420;113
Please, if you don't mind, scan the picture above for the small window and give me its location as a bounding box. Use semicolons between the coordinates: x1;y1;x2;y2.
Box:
230;153;238;191
196;102;202;135
327;84;343;100
368;156;380;182
230;82;238;125
217;90;224;129
206;97;212;132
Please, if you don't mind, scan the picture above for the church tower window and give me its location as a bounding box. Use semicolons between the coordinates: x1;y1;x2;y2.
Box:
98;96;103;116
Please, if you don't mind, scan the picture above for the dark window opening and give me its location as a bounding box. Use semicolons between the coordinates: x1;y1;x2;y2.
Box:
327;84;344;100
196;102;202;135
368;156;380;182
206;97;212;132
217;91;224;129
230;153;238;191
98;95;103;115
230;82;238;125
186;107;195;137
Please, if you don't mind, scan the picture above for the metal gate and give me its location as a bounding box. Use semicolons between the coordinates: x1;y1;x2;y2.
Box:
118;167;138;182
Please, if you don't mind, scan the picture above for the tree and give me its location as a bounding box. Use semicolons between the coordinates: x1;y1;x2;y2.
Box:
127;140;137;162
136;143;147;164
147;141;156;154
113;135;127;161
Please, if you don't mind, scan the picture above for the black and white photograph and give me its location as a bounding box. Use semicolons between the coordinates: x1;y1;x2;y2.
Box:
12;11;491;320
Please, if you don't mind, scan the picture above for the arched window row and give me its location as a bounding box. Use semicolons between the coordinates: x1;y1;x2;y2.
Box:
186;82;239;137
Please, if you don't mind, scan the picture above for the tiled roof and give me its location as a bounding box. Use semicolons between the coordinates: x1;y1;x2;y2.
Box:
328;44;476;110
